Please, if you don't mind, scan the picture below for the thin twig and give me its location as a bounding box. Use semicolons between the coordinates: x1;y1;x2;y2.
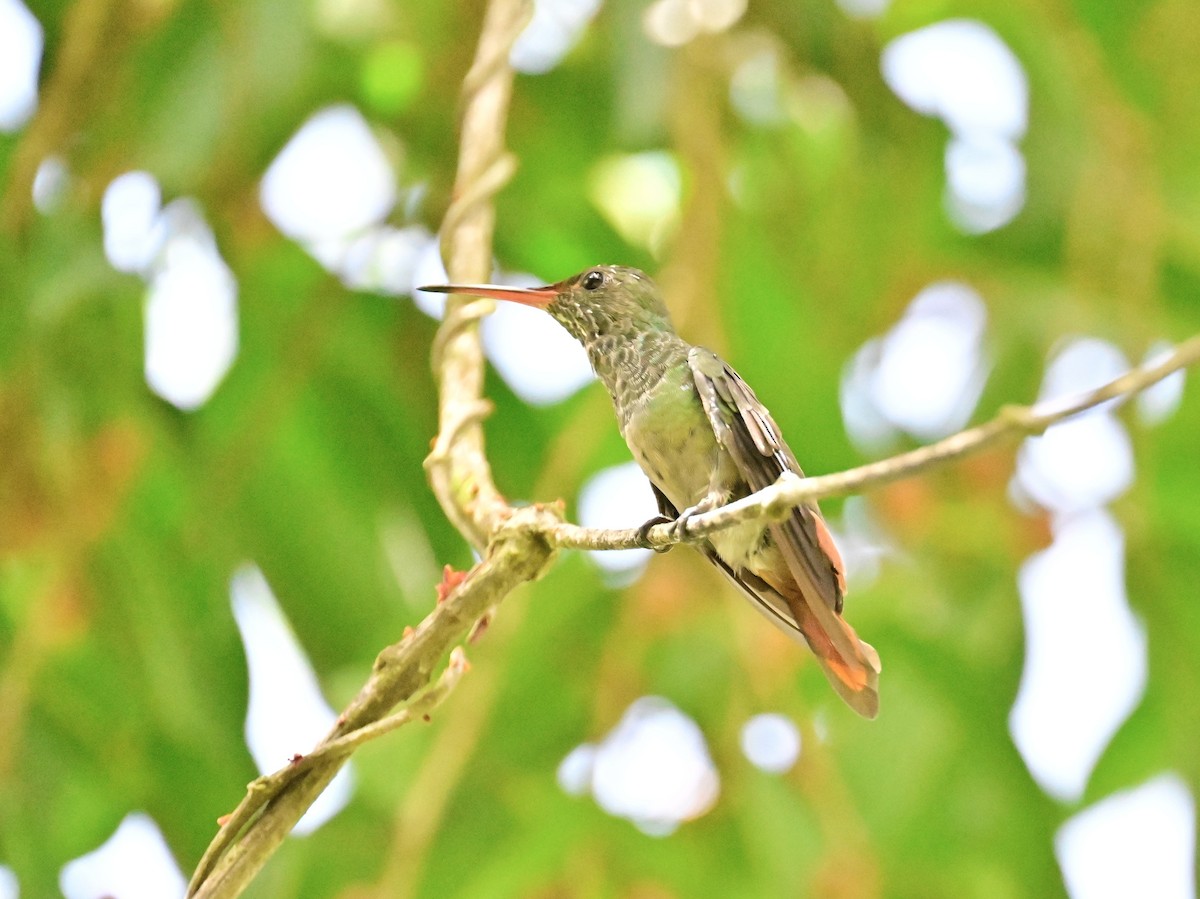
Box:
290;648;470;774
549;333;1200;551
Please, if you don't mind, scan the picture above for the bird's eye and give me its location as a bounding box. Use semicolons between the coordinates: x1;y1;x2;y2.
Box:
582;270;604;291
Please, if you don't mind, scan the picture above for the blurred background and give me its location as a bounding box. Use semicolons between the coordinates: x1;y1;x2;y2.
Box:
1;0;1198;896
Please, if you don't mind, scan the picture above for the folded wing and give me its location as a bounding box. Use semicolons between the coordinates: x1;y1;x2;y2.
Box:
687;347;881;718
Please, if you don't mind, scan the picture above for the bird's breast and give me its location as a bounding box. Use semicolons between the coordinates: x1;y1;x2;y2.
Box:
620;375;766;566
621;376;715;500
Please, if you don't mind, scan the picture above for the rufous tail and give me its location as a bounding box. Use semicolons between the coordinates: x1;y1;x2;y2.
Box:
772;577;881;719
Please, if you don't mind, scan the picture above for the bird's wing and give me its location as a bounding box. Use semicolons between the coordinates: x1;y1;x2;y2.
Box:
687;347;845;610
688;347;880;717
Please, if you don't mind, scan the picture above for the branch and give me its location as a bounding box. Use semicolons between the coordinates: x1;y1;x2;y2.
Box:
424;0;536;550
186;508;559;899
186;2;537;895
549;333;1200;551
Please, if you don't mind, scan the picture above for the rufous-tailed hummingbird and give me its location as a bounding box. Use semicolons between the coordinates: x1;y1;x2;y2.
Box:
422;265;880;717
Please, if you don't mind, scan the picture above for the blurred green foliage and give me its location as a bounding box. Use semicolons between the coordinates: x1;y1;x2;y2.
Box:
2;0;1199;897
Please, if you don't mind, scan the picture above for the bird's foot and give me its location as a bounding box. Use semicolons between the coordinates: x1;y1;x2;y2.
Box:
665;496;720;545
635;515;675;553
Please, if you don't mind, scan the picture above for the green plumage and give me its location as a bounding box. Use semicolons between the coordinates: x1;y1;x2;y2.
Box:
425;265;881;717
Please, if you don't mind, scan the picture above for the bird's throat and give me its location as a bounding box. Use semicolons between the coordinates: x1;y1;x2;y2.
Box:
584;330;691;424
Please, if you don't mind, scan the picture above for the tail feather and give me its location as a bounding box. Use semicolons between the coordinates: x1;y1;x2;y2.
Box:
782;586;880;719
764;520;881;718
704;549;881;719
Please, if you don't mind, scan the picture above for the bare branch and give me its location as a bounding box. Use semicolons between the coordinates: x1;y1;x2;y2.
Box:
551;333;1200;551
425;0;535;551
186;2;539;895
186;507;560;899
291;647;471;770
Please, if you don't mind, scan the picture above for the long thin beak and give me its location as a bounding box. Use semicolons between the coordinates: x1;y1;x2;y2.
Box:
418;282;558;308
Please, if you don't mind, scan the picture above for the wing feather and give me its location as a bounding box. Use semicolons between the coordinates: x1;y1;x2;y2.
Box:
688;347;844;611
688;347;880;717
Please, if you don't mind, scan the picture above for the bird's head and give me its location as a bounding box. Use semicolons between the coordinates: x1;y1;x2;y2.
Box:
421;265;673;345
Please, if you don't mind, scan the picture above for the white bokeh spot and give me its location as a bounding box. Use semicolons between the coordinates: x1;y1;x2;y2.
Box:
1136;341;1187;427
557;743;597;796
101;173;239;411
258;105;451;299
1009;511;1146;802
510;0;603;74
231;565;353;834
0;0;42;131
740;713;801;774
870;281;990;440
578;462;658;580
261;105;396;243
842;281;989;449
840;338;893;453
562;696;720;836
1056;774;1195;899
882;19;1028;232
59;813;186;899
1017;416;1134;514
411;240;452;319
0;866;16;899
1017;338;1135;514
1037;337;1131;413
144;203;239;411
945;135;1027;233
332;224;435;296
102;171;164;275
882;19;1027;138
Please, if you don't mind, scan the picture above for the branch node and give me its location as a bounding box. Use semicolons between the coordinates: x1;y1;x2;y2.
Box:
490;505;562;574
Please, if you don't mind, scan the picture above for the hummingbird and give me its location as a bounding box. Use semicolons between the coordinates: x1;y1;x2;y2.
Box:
422;265;880;717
